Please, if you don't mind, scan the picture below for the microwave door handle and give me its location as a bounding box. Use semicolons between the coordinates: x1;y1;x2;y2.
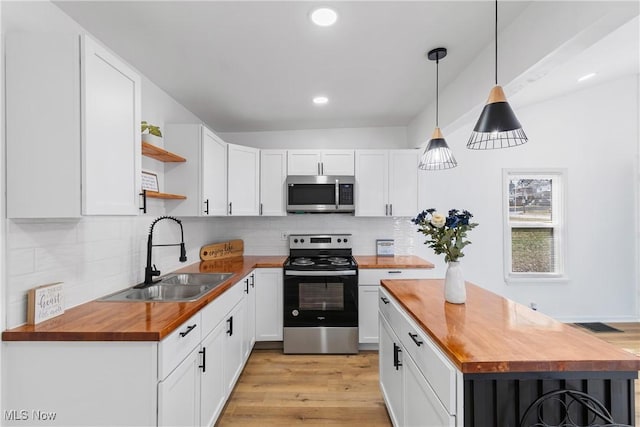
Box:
335;179;340;210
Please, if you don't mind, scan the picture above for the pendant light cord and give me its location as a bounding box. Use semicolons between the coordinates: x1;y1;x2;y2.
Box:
435;56;439;127
495;0;498;85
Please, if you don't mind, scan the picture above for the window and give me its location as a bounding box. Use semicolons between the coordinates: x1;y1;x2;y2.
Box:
503;169;567;283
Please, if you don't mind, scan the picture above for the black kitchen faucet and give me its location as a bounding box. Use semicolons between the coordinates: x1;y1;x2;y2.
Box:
136;216;187;287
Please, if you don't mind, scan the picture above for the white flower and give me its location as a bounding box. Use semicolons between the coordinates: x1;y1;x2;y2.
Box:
430;212;446;228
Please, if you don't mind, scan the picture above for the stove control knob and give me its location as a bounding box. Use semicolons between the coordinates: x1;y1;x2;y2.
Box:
344;238;349;243
294;239;299;243
292;309;299;317
337;239;342;243
300;238;305;243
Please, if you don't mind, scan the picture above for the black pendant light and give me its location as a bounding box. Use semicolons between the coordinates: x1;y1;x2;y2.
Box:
467;0;527;150
419;47;457;170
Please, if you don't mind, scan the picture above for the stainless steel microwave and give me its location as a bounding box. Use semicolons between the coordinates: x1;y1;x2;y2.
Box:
286;175;355;213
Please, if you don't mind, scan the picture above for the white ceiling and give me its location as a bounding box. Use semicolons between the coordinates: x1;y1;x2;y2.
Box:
52;1;638;133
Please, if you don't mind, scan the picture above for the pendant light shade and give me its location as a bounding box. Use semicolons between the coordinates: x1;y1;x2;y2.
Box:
467;0;527;150
419;47;457;171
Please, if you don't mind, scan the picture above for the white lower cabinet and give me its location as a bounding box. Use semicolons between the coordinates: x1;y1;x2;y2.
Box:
158;347;201;427
254;268;283;341
379;288;461;427
359;269;436;344
199;321;227;427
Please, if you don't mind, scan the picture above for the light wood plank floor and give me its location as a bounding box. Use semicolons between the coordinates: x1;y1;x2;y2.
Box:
217;323;640;426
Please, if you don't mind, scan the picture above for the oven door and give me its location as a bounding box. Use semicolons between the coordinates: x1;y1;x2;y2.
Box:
283;270;358;327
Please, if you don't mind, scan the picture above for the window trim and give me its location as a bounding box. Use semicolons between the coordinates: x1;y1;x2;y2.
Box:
503;168;568;284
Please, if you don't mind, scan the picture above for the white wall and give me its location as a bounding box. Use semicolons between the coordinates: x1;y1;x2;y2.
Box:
220;126;408;149
414;76;639;322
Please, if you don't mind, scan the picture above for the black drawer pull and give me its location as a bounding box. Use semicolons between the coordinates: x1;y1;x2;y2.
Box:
380;297;390;304
408;332;423;347
393;342;402;370
388;270;402;274
179;324;197;338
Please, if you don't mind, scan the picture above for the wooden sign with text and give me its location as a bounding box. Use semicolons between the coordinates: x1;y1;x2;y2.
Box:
200;239;244;261
27;282;64;325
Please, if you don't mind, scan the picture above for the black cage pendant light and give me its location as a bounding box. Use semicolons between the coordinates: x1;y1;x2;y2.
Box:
467;0;527;150
419;47;457;170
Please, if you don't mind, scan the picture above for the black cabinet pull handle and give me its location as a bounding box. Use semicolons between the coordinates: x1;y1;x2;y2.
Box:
179;324;197;337
204;199;209;215
380;297;390;304
229;202;233;215
259;203;263;216
244;278;249;294
393;343;402;370
227;316;233;336
139;190;147;214
388;271;402;274
408;332;423;347
199;347;206;372
250;273;255;288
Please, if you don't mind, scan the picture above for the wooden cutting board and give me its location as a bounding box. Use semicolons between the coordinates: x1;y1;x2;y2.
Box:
200;239;244;261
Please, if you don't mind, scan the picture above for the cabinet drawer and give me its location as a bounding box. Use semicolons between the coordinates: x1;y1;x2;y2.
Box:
158;312;202;380
201;278;244;337
360;268;434;284
378;288;404;335
399;311;456;415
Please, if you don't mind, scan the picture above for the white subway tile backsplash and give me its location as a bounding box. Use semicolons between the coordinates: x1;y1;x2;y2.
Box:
7;248;35;276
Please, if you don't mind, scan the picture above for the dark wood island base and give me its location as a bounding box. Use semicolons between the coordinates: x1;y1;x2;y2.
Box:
379;279;640;427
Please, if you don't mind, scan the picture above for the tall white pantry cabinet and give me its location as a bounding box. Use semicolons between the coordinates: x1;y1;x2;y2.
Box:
6;33;142;218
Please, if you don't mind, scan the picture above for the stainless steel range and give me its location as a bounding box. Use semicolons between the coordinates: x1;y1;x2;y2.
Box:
283;234;358;354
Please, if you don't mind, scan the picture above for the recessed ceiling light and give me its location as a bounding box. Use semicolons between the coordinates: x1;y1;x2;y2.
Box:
313;96;329;105
577;72;597;82
310;8;338;27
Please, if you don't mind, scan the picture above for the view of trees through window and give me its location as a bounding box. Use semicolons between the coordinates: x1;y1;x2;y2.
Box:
509;179;554;273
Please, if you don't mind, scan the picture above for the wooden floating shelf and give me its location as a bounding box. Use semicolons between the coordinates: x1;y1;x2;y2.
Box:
145;191;186;200
142;142;186;163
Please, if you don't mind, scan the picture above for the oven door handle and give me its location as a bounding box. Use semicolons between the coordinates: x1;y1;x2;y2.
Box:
285;270;357;276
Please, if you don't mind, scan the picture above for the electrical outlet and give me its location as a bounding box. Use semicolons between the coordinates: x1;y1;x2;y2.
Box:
529;302;538;311
281;232;288;241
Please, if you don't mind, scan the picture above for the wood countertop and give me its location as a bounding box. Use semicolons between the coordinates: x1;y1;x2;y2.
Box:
381;279;640;374
355;255;434;269
2;256;287;342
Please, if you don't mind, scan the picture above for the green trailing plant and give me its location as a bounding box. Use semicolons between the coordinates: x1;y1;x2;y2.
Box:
141;121;162;137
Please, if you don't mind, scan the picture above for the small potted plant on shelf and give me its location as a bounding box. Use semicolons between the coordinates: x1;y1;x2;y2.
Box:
141;121;162;144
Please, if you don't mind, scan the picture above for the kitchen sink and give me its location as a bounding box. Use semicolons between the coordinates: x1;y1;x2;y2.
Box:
99;272;233;302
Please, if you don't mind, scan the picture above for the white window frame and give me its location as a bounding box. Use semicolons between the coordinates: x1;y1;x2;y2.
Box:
503;169;568;284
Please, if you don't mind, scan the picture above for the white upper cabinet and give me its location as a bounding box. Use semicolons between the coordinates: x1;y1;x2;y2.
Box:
81;36;142;215
287;150;354;176
355;150;419;217
165;124;228;217
6;33;141;218
228;144;260;216
260;150;287;216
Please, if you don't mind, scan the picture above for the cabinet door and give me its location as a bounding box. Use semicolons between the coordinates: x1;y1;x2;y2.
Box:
260;150;287;216
388;150;419;217
6;33;82;218
254;269;283;341
202;128;228;216
81;35;141;215
404;354;456;427
287;150;322;175
200;322;226;427
158;347;200;427
358;285;380;343
224;300;245;394
355;150;389;217
321;150;355;175
243;273;256;359
379;316;403;427
228;144;260;216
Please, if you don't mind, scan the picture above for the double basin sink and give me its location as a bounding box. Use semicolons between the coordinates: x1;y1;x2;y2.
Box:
99;273;234;302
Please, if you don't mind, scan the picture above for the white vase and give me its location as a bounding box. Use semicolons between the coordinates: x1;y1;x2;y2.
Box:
444;261;466;304
141;133;162;145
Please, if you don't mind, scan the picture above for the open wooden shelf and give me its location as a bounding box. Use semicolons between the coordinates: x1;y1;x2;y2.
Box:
145;191;186;200
142;142;186;163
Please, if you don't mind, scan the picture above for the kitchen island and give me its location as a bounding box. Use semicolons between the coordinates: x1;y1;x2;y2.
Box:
379;279;640;426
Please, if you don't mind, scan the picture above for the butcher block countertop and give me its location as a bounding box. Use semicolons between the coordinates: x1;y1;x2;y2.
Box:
381;279;640;374
2;256;286;342
3;254;434;342
355;255;434;269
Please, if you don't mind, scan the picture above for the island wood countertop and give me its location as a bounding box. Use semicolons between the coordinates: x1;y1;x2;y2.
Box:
381;279;640;374
355;255;434;269
2;256;286;342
